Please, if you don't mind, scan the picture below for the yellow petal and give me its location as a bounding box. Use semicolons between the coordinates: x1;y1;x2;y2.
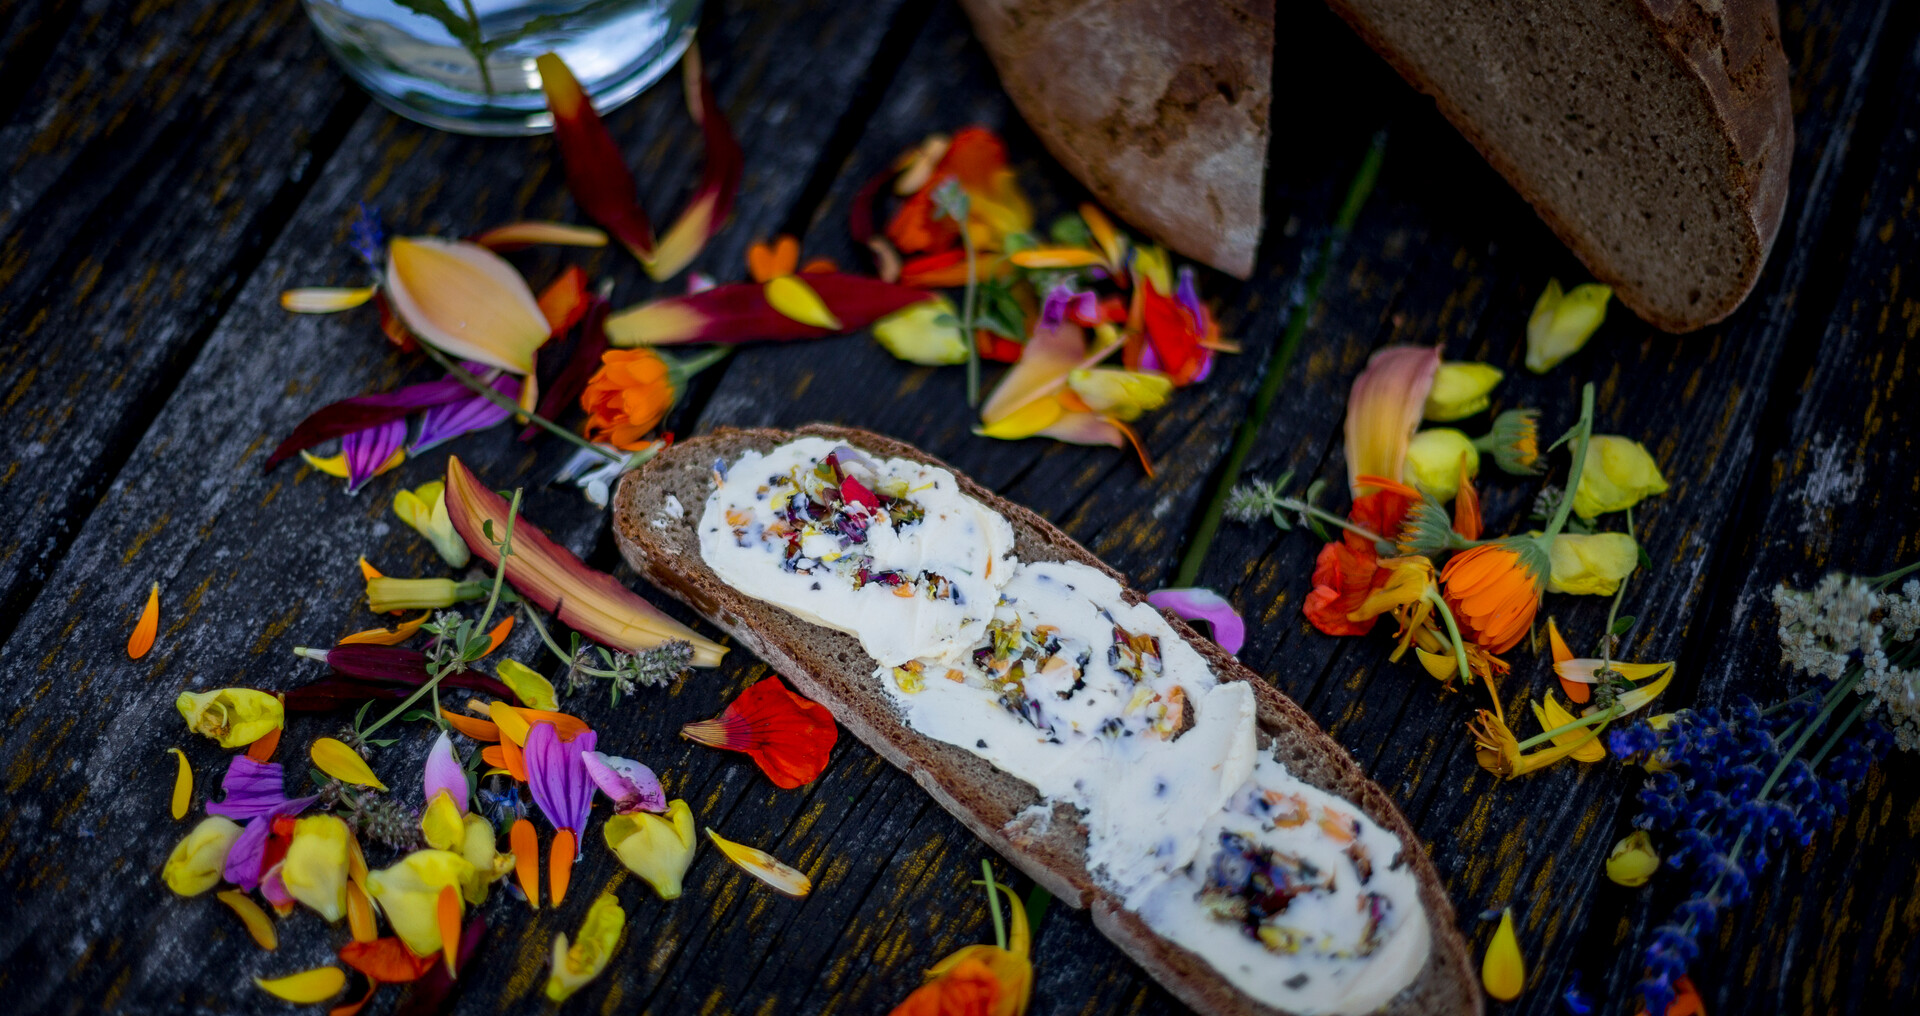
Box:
1081;203;1127;268
338;612;431;646
280;287;376;313
1415;646;1459;682
282;815;352;921
545;891;626;1002
488;700;532;747
421;790;466;852
311;737;387;790
1572;435;1669;519
1526;279;1611;373
976;396;1065;440
254;967;346;1004
704;827;810;897
1065;368;1172;421
364;850;475;956
1606;830;1661;887
217;889;279;950
1405;429;1479;501
385;237;549;374
346;880;378;943
495;659;559;712
1533;693;1606;763
176;689;284;748
763;275;842;330
979;321;1088;426
394;482;471;569
1008;247;1107;269
1547;531;1640;595
300;450;351;478
872;297;968;366
472;221;609;248
1482;908;1525;1001
1423;361;1504;421
604;800;697;900
1614;665;1676;716
167;747;192;820
164;816;243;896
128;582;160;659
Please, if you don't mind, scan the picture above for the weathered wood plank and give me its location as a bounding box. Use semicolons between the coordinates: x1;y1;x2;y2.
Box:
0;1;922;1011
0;0;364;635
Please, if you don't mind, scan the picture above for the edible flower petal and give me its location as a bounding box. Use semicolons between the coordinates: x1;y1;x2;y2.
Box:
582;751;667;814
176;688;284;748
1482;908;1524;1001
282;814;352;921
523;299;613;442
1303;540;1387;637
1546;531;1640;595
422;791;466;853
511;818;540;906
364;850;475;957
1405;429;1479;501
1345;346;1441;494
457;813;512;905
1572;436;1669;518
364;576;488;614
281;287;377;313
979;320;1089;428
873;296;969;365
642;45;744;281
217;889;278;950
384;236;549;374
1547;617;1588;704
535;52;654;259
339;612;431;646
342;419;407;495
581;348;675;450
1145;588;1245;655
470;221;608;252
163;816;243;896
1423;361;1504;421
605;800;698;900
1441;538;1548;654
444;455;727;664
266;374;472;472
1532;692;1607;763
681;677;837;788
254;967;346;1004
339;937;436;984
1526;279;1611;373
311;738;388;791
604;274;931;346
1065;368;1171;421
495;660;558;712
897;878;1032;1016
129;582;160;659
1606;830;1661;887
525;722;598;849
392;482;471;568
545;891;625;1002
410;371;520;454
167;747;193;819
704;827;811;897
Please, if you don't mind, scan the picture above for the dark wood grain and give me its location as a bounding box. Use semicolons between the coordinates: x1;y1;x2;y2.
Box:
0;0;1916;1012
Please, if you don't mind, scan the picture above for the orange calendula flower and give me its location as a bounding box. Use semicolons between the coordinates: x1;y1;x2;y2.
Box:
1441;539;1548;654
128;582;160;659
890;865;1032;1016
681;677;838;788
581;349;675;450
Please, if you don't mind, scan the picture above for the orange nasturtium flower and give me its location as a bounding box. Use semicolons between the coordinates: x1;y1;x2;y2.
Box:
682;677;839;788
889;866;1032;1016
581;349;676;450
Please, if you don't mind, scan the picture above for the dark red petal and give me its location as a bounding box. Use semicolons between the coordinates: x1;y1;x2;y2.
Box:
394;912;485;1016
520;298;610;442
266;379;473;471
536;53;655;258
626;273;932;345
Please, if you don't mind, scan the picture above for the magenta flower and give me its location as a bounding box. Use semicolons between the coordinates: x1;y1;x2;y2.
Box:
422;731;468;813
581;751;666;814
1147;587;1246;656
525;722;597;855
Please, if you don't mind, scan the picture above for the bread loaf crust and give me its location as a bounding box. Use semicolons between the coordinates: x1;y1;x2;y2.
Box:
613;425;1479;1016
956;0;1275;279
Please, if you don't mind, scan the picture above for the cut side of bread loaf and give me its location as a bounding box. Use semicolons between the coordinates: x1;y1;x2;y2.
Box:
613;425;1480;1016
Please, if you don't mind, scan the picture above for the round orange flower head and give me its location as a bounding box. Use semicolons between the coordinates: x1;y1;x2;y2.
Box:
581;348;675;450
1441;538;1547;654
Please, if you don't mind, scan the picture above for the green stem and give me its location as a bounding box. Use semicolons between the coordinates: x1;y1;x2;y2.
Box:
472;488;520;634
1424;589;1474;686
1759;672;1861;799
1543;383;1595;541
663;345;732;388
1869;559;1920;589
1278;498;1390;549
962;225;981;407
980;859;1006;951
457;0;496;97
1807;696;1868;770
520;602;573;666
418;343;624;464
1516;705;1618;751
1173;132;1387;588
1600;510;1636;668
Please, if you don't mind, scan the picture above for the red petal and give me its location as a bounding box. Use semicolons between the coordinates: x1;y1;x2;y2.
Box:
1302;541;1381;637
606;273;931;346
1347;487;1417;552
1140;278;1205;385
682;678;837;788
898;249;971;288
536;53;655;259
975;331;1024;363
340;938;437;984
537;266;591;337
840;475;881;510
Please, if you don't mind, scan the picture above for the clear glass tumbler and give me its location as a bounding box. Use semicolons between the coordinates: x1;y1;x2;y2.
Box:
303;0;702;136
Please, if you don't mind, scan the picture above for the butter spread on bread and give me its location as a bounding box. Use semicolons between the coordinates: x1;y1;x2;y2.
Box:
698;437;1429;1014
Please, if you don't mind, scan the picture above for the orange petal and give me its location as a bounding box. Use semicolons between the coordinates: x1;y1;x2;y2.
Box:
511;819;540;908
358;557;384;581
128;582;160;659
480;615;515;657
217;889;279;950
436;885;462;978
1548;617;1589;703
439;708;501;742
329;982;378;1016
747;236;800;283
472;222;609;252
246;701;284;763
346;881;378;943
1008;247;1106;269
480;741;528;782
979;321;1090;426
536;265;592;337
385;237;549;375
550;829;576;906
338;612;431;646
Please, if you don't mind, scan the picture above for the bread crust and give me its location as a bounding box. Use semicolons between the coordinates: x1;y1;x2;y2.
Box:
613;425;1479;1016
956;0;1274;279
1321;0;1792;332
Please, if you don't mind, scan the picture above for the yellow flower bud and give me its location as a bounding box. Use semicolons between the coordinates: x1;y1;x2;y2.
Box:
1423;361;1504;421
1066;368;1172;421
392;482;470;568
163;816;243;896
1573;435;1669;518
364;576;486;614
603;799;696;900
1405;428;1480;501
281;815;351;921
495;659;558;712
872;297;969;366
1526;279;1611;373
364;850;475;957
175;689;284;748
1605;830;1661;887
545;892;626;1002
1546;532;1640;595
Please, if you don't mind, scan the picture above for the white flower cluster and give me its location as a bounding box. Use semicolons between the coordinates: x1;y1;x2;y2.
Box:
1775;574;1920;752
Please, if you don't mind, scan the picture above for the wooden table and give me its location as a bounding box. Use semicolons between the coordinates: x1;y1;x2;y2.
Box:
2;1;1916;1013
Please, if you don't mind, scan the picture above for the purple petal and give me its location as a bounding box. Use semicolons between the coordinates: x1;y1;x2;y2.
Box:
224;815;274;889
1147;587;1246;656
343;418;407;494
413;373;520;452
260;863;293;908
525;723;596;851
207;758;289;820
1175;266;1205;327
1040;283;1092;329
582;751;666;814
423;731;468;813
266;376;473;470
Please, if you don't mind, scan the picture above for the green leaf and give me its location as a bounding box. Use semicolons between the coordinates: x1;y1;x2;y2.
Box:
400;709;436;724
1049;214;1092;248
482;519;496;542
1638;545;1653;570
1611;615;1637;636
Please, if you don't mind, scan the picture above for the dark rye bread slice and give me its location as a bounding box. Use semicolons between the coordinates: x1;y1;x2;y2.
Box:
1321;0;1792;332
613;425;1479;1016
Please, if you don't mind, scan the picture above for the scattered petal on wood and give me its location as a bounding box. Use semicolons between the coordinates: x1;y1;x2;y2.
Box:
168;747;192;820
338;612;431;646
511;819;540;908
128;582;159;659
471;222;608;252
255;967;346;1004
281;287;377;313
704;827;811;897
311;738;387;791
217;889;279;950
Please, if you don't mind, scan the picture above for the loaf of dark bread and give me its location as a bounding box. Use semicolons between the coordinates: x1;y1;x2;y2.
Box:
612;425;1480;1016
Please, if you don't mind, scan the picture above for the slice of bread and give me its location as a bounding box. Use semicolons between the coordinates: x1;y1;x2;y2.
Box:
613;425;1480;1016
957;0;1275;280
1321;0;1792;332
